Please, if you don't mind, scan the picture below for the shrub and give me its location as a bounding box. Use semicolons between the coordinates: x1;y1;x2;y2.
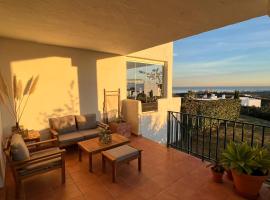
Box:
241;106;270;121
234;90;240;99
181;98;241;121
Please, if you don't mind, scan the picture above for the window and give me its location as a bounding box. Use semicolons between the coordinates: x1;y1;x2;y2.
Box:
127;61;164;111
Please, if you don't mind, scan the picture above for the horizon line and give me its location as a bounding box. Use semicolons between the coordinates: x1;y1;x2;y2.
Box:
173;85;270;87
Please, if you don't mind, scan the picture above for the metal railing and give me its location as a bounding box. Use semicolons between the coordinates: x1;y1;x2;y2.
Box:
167;111;270;162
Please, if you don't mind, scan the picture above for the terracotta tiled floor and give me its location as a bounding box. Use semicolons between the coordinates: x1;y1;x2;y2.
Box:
4;136;270;200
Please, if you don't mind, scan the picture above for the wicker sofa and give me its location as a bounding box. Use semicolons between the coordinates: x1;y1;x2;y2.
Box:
49;114;108;147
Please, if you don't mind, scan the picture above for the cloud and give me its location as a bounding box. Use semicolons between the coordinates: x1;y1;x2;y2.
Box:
173;16;270;87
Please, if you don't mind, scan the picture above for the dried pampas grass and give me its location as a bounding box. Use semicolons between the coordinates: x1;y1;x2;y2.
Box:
0;71;39;124
0;71;9;96
17;80;23;100
13;75;17;99
29;76;39;95
23;77;33;95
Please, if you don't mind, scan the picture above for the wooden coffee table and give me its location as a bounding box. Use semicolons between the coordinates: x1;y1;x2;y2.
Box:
78;133;130;172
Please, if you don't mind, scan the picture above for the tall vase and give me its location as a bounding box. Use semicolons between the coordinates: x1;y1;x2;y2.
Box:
12;122;24;134
16;122;20;130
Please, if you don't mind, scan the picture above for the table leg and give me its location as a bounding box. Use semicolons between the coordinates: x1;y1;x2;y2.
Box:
102;154;106;173
112;161;117;183
89;153;93;173
138;152;142;172
78;148;82;162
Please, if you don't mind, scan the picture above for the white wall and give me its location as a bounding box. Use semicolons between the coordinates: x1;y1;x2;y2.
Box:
122;99;142;135
122;97;181;144
0;38;173;135
0;38;174;186
240;97;261;108
139;97;181;144
0;38;118;136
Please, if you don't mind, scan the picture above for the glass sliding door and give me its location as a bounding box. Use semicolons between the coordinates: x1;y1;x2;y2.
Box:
126;61;164;111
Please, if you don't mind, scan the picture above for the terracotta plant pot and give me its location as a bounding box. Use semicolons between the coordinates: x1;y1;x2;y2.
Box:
211;167;224;183
226;169;233;181
232;170;268;200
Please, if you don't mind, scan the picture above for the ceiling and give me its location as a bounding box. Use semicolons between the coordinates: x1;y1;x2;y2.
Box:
0;0;269;55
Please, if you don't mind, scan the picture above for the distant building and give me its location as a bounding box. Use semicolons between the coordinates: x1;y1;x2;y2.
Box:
210;94;217;100
202;94;208;99
240;97;261;108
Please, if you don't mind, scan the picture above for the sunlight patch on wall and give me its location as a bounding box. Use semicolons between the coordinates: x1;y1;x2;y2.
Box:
11;57;80;130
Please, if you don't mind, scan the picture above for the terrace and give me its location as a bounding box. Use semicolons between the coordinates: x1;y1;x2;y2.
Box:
3;136;269;200
1;1;270;200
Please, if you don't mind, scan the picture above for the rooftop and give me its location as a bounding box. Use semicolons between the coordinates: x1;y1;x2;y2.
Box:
4;136;270;200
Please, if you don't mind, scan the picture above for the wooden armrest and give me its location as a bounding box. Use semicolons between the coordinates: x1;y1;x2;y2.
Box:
98;122;109;129
12;149;66;168
26;138;58;148
50;129;59;139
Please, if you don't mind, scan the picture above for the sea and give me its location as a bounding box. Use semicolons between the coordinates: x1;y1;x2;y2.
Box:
173;86;270;94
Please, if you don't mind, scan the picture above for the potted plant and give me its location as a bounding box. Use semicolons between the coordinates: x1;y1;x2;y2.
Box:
220;149;234;181
207;162;225;183
221;142;270;199
99;128;112;145
0;72;39;136
226;169;233;181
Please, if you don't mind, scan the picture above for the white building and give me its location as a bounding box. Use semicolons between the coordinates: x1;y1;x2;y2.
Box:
210;94;218;100
240;97;261;108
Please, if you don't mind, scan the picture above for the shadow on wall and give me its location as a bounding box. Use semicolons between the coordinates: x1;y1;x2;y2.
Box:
139;98;181;144
140;112;167;144
38;81;79;127
0;38;117;135
104;95;120;122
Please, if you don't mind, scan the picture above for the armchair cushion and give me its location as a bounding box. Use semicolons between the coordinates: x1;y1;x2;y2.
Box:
19;147;62;176
49;115;76;134
10;134;30;161
75;114;97;130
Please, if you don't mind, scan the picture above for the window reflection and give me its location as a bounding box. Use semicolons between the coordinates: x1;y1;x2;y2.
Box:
127;61;164;107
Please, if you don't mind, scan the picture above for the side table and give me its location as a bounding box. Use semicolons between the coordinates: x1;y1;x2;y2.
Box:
23;130;41;150
23;130;41;143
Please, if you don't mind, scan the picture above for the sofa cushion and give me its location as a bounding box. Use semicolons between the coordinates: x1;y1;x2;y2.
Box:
58;132;84;144
79;128;101;139
49;115;77;134
75;114;97;130
10;134;30;161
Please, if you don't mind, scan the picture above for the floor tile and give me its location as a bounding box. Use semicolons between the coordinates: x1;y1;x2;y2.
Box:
4;136;270;200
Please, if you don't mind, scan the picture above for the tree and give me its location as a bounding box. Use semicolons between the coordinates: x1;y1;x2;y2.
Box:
234;90;240;99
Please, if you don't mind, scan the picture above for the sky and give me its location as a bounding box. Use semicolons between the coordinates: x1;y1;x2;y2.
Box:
173;16;270;87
